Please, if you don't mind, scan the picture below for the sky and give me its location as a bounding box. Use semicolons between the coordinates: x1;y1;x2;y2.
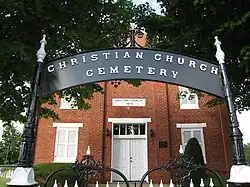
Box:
0;0;249;144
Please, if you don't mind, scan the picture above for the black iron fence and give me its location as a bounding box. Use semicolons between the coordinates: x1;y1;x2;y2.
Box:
43;153;224;187
0;165;16;180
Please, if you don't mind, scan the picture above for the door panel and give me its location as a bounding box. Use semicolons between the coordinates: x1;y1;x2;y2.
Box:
112;139;130;181
130;139;147;180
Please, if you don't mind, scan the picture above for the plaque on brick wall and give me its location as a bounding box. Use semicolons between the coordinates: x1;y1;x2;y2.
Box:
112;98;146;106
159;141;168;148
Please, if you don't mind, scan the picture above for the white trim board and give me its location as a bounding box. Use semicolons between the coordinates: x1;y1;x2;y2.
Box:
108;118;151;123
53;123;83;128
176;123;206;128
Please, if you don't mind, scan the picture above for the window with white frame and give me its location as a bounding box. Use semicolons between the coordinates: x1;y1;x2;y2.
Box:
53;123;83;163
179;86;199;109
177;123;206;163
59;97;77;109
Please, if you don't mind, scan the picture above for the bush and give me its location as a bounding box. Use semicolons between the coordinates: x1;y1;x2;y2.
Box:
183;137;206;187
34;163;75;186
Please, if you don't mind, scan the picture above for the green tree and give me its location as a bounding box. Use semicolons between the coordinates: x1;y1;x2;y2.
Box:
244;143;250;162
0;0;153;123
140;0;250;111
0;124;22;164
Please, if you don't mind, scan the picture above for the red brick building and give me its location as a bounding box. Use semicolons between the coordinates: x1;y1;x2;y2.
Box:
34;34;231;182
34;80;231;181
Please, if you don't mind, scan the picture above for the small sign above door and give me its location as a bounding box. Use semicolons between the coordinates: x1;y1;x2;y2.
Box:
112;98;146;107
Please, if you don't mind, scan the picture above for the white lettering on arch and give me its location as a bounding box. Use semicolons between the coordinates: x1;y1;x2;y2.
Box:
124;66;131;73
160;69;167;76
110;66;119;74
70;58;78;66
189;60;196;69
148;67;155;75
136;66;143;73
48;65;55;73
98;67;105;75
86;69;93;77
136;52;143;59
154;54;161;61
200;64;207;71
59;61;67;69
124;52;131;59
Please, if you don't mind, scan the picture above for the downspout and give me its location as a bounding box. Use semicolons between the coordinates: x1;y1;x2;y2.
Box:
102;81;108;167
219;105;229;173
166;84;172;158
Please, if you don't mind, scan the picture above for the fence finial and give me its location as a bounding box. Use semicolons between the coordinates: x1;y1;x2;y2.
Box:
209;178;214;187
86;145;91;155
200;179;205;187
36;34;47;62
214;36;225;64
95;181;99;187
53;180;58;187
159;179;164;187
149;179;154;187
64;180;68;187
74;180;79;187
169;179;174;187
189;179;194;187
106;181;110;187
117;181;120;187
179;145;184;154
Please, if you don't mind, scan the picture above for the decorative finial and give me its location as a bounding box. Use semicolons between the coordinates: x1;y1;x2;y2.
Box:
179;145;184;154
36;34;47;62
159;179;164;187
86;145;91;155
209;178;214;187
214;36;225;64
149;180;154;187
190;179;194;187
130;23;136;30
169;179;174;187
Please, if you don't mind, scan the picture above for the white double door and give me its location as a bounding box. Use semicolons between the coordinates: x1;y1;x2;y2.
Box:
112;138;147;181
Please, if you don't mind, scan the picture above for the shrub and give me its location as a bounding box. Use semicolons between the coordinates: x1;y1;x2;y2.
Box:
183;137;206;187
34;163;76;186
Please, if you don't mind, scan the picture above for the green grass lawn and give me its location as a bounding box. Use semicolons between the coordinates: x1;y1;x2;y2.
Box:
245;147;250;162
0;178;10;187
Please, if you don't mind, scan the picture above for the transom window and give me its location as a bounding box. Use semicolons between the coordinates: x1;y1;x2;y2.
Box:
113;124;146;136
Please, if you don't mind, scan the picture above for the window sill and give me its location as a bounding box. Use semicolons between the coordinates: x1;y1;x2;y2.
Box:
180;105;200;110
53;158;76;163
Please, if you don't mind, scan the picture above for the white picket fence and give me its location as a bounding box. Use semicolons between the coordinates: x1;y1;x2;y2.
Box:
50;178;221;187
0;168;14;179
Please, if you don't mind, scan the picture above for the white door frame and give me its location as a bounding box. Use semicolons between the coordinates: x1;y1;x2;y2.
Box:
108;118;151;182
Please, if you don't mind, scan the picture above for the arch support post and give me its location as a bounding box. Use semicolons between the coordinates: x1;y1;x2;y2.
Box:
214;36;250;186
7;35;47;187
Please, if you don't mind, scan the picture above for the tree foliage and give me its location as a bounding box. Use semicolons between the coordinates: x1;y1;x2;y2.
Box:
1;0;250;124
0;0;152;123
0;124;21;165
139;0;250;112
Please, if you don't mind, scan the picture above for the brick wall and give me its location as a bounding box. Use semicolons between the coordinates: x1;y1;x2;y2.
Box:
34;81;231;182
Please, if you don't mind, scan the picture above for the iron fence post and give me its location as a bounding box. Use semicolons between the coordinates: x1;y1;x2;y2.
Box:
7;35;47;187
214;36;250;186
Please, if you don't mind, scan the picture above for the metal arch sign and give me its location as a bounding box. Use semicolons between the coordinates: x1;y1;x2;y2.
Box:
41;48;224;98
